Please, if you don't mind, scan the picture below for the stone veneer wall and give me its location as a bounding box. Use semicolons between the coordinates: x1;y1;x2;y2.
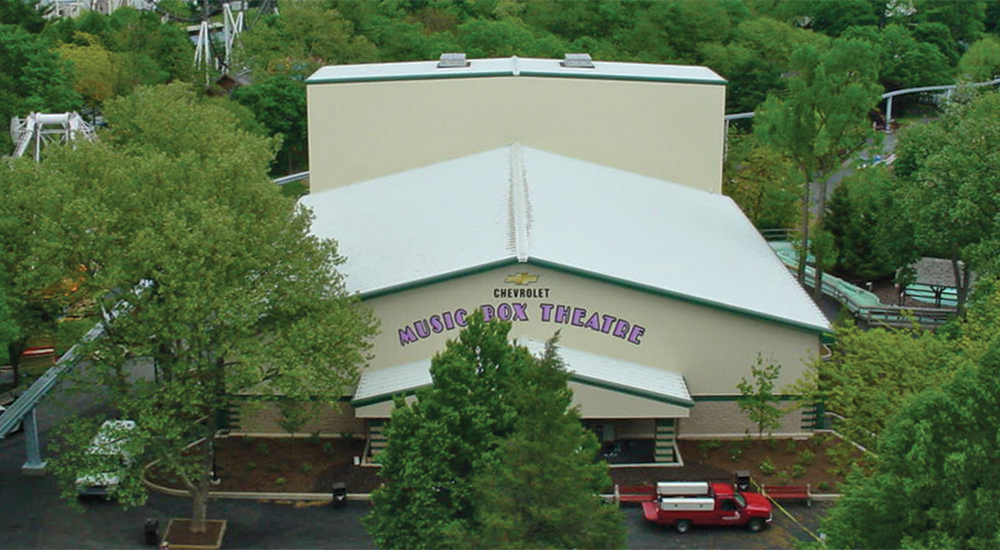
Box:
678;401;809;439
235;401;365;437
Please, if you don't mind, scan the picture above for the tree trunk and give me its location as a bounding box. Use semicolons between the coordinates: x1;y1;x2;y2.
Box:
191;356;226;532
8;341;26;388
191;481;210;533
797;180;811;285
812;177;828;302
951;252;968;317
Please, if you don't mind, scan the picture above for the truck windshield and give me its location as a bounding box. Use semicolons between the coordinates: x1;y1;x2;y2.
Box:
734;493;746;508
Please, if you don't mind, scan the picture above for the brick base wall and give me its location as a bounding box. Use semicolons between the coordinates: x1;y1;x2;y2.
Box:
679;401;809;439
235;401;365;437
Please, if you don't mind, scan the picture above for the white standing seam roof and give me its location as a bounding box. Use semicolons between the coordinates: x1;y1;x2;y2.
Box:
352;359;433;407
302;145;830;333
517;339;692;407
307;57;725;86
350;342;692;408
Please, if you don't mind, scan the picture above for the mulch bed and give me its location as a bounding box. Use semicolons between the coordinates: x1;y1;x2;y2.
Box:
149;434;861;497
148;436;383;494
164;518;226;549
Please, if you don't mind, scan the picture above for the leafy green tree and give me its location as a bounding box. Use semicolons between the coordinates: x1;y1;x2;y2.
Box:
736;355;785;439
232;75;308;175
462;337;625;549
237;2;378;77
820;339;1000;549
842;24;953;90
365;313;532;549
888;90;1000;313
755;37;882;298
365;314;622;549
958;36;1000;82
0;24;81;152
15;84;376;534
58;34;119;117
0;0;45;33
825;166;900;280
722;133;800;230
795;322;953;451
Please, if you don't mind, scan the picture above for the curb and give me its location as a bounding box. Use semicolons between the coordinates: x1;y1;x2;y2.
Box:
142;473;373;502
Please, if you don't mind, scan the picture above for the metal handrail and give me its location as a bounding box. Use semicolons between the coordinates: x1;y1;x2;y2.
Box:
0;322;103;439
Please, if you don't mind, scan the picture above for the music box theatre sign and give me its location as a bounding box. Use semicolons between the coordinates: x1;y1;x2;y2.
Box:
395;272;648;347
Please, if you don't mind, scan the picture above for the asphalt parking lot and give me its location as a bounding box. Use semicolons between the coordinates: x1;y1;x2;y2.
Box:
2;387;826;550
624;501;829;549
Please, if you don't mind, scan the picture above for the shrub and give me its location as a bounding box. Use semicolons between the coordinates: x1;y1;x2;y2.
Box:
301;462;313;474
791;464;806;479
245;460;257;472
798;449;815;466
818;481;831;491
777;471;792;485
322;441;335;455
766;437;779;450
759;456;776;476
698;439;722;458
256;441;270;456
728;442;744;461
275;476;287;486
785;439;799;453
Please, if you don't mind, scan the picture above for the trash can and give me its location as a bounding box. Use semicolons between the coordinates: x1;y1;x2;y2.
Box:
143;518;160;546
332;482;347;509
735;470;752;492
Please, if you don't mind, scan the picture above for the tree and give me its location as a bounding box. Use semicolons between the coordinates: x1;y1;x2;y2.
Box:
824;166;901;280
819;340;1000;549
0;24;81;153
16;84;376;534
58;34;119;117
722;133;800;230
842;24;953;91
755;38;882;299
365;314;623;549
888;90;1000;313
958;36;1000;82
736;355;785;439
365;313;533;549
463;337;625;549
0;0;45;33
793;321;953;451
231;75;308;175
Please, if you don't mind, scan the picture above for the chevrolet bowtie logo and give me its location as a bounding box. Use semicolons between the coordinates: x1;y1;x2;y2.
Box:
504;272;539;286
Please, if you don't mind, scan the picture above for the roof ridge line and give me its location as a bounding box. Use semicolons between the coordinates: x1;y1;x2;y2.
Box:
510;144;530;262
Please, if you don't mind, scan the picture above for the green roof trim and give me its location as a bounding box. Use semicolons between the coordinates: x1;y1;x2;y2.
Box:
527;258;830;335
351;388;424;409
307;70;726;86
359;258;521;300
360;257;830;335
693;394;803;402
570;374;694;408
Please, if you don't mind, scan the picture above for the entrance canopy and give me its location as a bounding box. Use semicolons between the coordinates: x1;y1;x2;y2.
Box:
351;342;692;418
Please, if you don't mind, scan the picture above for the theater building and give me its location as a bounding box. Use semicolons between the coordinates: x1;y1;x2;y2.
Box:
241;56;831;465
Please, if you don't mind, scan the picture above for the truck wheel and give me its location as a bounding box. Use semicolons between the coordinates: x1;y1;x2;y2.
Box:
675;520;693;534
748;518;765;532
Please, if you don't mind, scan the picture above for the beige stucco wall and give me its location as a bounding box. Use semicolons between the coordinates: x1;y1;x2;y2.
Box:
362;264;820;419
307;76;725;194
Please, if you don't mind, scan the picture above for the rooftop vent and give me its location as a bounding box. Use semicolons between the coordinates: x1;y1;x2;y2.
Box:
438;53;468;69
561;53;594;69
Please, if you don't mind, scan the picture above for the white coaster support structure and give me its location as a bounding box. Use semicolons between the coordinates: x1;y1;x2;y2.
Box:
10;112;96;162
222;2;245;71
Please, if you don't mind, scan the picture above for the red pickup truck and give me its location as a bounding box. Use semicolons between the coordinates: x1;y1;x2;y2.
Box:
642;481;772;533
